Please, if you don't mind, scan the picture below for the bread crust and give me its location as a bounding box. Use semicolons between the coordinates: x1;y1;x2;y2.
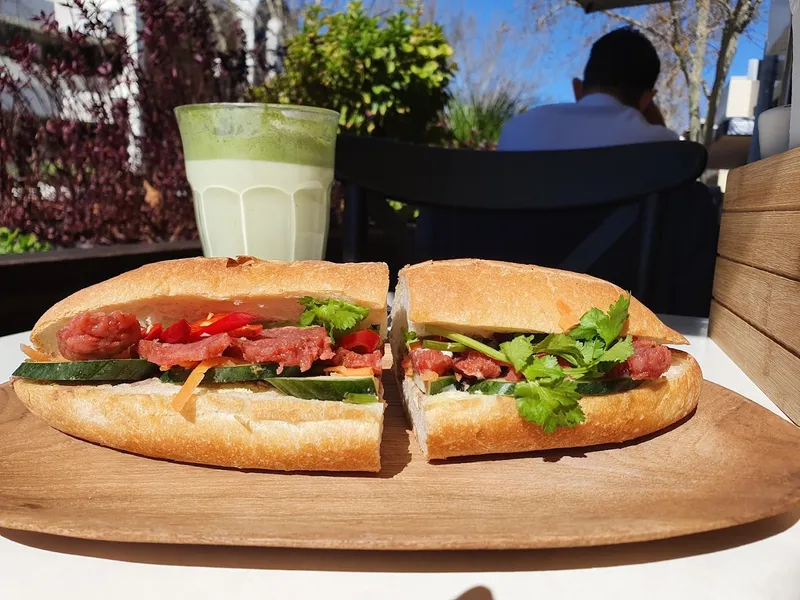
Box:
12;378;384;472
398;259;687;344
401;351;702;460
32;258;389;356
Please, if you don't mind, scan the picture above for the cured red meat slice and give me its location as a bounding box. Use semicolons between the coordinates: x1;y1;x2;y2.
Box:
231;326;334;372
330;347;383;375
57;311;142;360
453;351;503;380
138;333;232;367
411;348;453;376
610;339;672;380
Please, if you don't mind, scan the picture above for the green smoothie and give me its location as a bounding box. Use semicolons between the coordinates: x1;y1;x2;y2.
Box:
175;103;339;260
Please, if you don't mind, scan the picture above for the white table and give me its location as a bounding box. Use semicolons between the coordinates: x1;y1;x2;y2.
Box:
1;319;798;600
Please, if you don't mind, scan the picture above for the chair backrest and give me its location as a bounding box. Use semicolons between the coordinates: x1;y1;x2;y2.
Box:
336;136;707;209
334;135;708;305
709;147;800;424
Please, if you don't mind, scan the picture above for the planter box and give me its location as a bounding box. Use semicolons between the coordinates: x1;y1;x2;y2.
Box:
0;223;404;336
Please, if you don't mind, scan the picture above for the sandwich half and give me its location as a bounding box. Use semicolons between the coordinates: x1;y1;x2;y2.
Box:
12;257;389;472
390;259;702;460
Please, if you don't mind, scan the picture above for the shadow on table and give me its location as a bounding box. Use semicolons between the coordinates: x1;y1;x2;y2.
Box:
2;509;798;574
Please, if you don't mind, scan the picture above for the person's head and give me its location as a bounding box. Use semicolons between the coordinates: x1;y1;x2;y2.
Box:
572;27;661;113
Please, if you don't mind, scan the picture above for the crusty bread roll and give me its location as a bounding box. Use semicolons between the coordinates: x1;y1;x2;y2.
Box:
400;351;700;460
14;258;389;472
14;379;384;472
390;259;702;460
32;257;389;358
397;259;686;344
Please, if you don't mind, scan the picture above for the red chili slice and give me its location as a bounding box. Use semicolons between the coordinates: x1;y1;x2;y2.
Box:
142;323;163;341
160;319;191;344
189;312;259;339
227;324;264;339
338;330;382;354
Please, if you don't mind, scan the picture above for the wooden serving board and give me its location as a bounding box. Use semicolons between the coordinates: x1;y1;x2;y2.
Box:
1;376;799;550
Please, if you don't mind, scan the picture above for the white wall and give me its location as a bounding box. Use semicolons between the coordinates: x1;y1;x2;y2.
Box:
724;78;760;119
716;76;760;125
0;0;54;20
767;0;791;56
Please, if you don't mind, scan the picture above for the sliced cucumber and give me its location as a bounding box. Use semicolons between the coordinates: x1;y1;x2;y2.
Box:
13;359;159;382
468;378;642;397
160;363;301;384
430;375;458;395
343;393;380;404
575;378;641;396
267;376;377;401
468;379;517;396
413;373;458;395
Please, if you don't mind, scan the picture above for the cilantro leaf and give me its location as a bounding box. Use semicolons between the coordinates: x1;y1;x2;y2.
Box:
600;295;631;346
499;335;534;372
570;308;606;341
298;297;369;338
598;335;634;364
569;294;631;346
515;380;585;434
531;333;584;366
579;338;605;365
521;355;564;384
575;336;634;380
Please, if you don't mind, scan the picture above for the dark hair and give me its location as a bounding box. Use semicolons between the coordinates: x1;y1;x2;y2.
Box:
583;27;660;107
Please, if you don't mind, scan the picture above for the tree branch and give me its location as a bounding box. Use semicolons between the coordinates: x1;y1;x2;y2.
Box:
600;10;671;45
536;3;567;29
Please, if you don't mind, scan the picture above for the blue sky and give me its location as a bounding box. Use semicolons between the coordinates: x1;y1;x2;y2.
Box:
446;0;768;104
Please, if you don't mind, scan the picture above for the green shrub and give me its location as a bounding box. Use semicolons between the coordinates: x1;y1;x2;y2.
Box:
446;89;531;149
0;228;52;254
248;1;456;144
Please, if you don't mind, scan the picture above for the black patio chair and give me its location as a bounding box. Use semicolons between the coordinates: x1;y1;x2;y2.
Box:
335;135;715;316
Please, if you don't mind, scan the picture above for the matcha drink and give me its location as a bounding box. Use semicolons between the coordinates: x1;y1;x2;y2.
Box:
174;104;339;260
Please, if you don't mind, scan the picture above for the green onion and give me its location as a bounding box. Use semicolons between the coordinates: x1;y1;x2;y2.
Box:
425;327;508;363
422;339;468;352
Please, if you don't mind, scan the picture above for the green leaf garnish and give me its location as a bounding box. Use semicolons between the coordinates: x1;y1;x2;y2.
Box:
493;294;633;434
579;338;605;365
403;328;419;348
520;355;564;384
514;380;584;434
499;335;534;372
298;297;369;338
570;294;631;346
597;335;634;364
531;333;585;366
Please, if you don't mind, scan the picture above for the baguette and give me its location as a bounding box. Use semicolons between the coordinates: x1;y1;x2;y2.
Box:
401;351;700;460
32;257;389;358
397;259;686;344
14;378;384;471
14;258;390;472
391;259;702;460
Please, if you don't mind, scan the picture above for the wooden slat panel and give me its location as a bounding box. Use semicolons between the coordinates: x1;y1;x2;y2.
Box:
724;146;800;211
717;211;800;280
709;301;800;424
713;258;800;355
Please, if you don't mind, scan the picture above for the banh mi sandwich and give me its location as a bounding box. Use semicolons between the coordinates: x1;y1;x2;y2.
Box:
390;259;702;461
12;257;389;472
